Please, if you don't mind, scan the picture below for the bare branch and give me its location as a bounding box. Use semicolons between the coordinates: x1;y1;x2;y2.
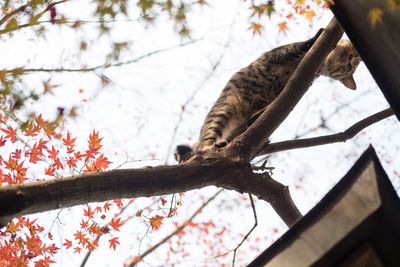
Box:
227;17;344;160
259;108;394;155
5;40;198;74
232;194;257;267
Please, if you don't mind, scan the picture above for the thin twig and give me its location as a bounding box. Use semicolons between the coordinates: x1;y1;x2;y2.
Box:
0;0;69;32
0;3;28;26
294;88;374;139
79;198;158;267
232;194;257;267
259;108;394;155
129;189;224;266
5;40;199;74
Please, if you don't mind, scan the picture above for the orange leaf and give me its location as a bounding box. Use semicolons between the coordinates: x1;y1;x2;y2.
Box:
62;131;76;153
94;154;111;171
248;22;263;35
305;10;316;20
150;215;163;230
83;207;94;218
88;130;103;153
278;21;288;33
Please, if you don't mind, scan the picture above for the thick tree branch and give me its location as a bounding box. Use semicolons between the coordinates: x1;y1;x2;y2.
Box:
0;162;229;227
227;17;344;160
260;108;395;155
0;158;300;227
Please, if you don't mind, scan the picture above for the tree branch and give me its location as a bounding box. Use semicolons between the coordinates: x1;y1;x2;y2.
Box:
0;162;228;227
260;108;395;155
0;0;69;34
0;4;28;26
227;17;344;160
5;40;198;74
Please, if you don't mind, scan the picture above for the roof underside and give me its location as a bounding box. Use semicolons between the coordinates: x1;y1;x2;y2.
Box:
330;0;400;119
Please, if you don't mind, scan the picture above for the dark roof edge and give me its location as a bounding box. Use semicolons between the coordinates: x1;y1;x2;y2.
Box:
247;145;380;266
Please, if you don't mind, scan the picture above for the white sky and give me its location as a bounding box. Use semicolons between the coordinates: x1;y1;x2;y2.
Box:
1;0;399;266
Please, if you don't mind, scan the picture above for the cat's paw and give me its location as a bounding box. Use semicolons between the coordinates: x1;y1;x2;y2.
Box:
174;145;193;163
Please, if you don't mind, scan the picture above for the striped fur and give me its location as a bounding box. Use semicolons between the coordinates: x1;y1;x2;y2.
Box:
175;30;361;163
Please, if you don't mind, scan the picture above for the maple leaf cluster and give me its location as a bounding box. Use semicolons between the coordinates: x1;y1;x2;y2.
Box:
64;201;127;254
0;112;112;265
248;0;330;35
0;113;111;186
0;217;58;266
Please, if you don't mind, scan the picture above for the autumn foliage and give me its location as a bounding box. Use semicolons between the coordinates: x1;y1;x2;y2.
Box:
0;0;398;266
0;112;112;265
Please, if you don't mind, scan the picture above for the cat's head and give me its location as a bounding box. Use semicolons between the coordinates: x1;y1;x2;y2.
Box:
319;40;361;90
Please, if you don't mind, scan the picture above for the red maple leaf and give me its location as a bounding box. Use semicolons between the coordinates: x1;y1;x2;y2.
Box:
94;154;111;171
1;126;17;143
62;131;76;153
109;217;125;232
160;197;167;206
0;136;6;147
103;202;112;211
113;199;123;208
47;146;59;160
44;166;55;176
34;256;55;267
108;237;120;250
66;156;77;170
73;246;82;254
83;207;94;218
88;130;102;153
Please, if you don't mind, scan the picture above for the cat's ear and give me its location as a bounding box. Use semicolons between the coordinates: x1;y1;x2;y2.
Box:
340;75;357;90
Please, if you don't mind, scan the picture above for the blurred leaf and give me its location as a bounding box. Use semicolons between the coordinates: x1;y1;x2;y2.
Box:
387;0;400;10
11;67;24;78
278;21;288;33
4;18;18;32
368;7;383;29
248;22;263;35
305;10;316;20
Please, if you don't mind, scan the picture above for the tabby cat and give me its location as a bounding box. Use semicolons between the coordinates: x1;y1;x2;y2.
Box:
175;29;361;163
